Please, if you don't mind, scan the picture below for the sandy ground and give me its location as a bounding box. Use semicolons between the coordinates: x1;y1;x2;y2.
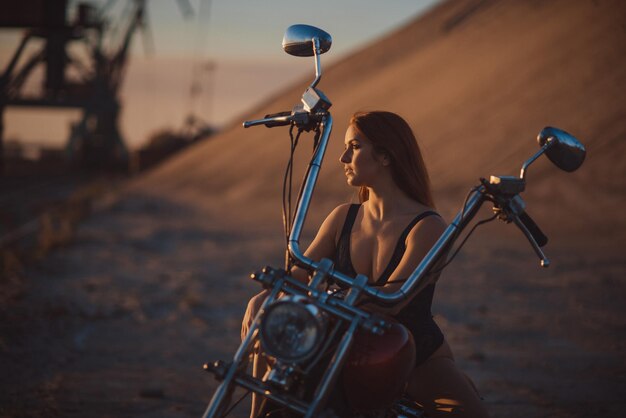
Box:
1;190;624;418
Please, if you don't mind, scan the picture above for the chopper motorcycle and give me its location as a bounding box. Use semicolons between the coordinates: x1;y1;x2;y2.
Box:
201;25;586;418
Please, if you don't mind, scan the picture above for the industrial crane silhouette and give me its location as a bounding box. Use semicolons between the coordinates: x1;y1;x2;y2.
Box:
0;0;149;172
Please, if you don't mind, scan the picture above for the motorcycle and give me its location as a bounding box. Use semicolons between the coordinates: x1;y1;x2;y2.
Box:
201;24;586;418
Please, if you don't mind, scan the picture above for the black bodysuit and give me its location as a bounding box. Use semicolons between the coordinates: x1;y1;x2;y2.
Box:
333;204;444;367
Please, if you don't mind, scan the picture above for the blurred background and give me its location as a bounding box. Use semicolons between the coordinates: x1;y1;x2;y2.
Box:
0;0;439;154
0;0;439;254
1;0;625;417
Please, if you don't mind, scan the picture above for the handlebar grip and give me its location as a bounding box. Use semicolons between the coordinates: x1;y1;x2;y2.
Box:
519;212;548;247
265;111;291;118
263;111;292;127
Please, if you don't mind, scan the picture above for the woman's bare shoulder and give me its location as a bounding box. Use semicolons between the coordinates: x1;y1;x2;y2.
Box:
320;203;354;233
303;203;355;260
406;211;447;245
328;202;354;219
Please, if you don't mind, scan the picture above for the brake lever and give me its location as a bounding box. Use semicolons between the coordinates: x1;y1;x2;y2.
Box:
518;211;548;247
512;214;550;267
485;176;550;267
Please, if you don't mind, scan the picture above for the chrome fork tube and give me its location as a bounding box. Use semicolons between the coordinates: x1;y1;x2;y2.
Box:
288;114;333;266
202;283;283;418
304;316;360;418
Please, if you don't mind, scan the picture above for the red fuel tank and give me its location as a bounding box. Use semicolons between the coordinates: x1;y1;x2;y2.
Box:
341;318;416;410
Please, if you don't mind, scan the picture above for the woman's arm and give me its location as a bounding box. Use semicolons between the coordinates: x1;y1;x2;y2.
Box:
242;204;351;340
290;203;352;283
362;215;447;316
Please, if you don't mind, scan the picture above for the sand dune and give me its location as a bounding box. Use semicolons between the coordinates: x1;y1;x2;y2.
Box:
132;0;626;240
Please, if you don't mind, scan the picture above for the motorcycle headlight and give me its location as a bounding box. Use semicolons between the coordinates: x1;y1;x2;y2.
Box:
259;296;326;363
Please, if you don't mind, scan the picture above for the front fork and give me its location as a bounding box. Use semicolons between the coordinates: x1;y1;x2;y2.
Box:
302;317;359;418
202;289;362;418
202;282;283;418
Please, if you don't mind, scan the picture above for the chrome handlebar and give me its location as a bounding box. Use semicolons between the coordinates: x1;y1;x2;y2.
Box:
244;107;324;130
244;102;556;311
246;106;553;306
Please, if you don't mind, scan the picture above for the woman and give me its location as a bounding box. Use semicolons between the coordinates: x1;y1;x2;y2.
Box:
242;111;489;417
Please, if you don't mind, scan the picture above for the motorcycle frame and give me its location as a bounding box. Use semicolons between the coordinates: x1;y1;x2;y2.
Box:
202;26;565;418
202;106;522;417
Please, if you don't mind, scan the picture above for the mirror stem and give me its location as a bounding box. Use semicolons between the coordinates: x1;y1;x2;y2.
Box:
520;137;556;180
310;37;322;89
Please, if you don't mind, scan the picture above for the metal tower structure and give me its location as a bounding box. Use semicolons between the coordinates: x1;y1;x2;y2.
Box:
0;0;147;172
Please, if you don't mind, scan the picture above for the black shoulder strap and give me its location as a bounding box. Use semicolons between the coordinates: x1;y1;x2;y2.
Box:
339;204;361;239
398;210;440;243
373;210;440;286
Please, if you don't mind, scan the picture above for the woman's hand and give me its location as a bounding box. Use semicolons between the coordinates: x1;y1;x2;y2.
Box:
241;289;270;341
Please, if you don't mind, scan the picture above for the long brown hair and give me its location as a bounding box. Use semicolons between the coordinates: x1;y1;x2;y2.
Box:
349;111;435;208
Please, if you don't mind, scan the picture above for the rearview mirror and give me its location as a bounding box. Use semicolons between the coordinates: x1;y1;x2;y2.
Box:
282;24;332;57
537;127;586;172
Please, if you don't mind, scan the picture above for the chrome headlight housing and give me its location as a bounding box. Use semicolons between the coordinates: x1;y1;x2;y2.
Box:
259;295;326;363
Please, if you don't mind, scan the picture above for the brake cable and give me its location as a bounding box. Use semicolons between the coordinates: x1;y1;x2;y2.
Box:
219;389;251;418
365;186;496;290
430;212;498;276
282;125;303;269
282;124;322;271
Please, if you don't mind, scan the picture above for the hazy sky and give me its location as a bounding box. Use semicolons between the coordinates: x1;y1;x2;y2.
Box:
1;0;441;149
142;0;442;58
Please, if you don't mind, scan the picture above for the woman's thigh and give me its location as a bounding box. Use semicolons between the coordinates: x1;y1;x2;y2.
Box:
406;342;489;417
